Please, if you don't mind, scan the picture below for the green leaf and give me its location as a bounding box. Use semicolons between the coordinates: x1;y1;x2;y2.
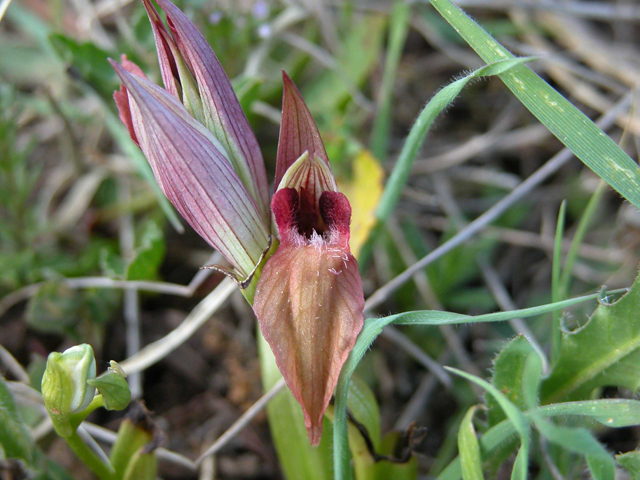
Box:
617;450;640;477
26;282;120;334
0;377;73;479
430;0;640;211
346;374;381;451
87;371;131;411
0;375;36;464
542;272;640;403
110;415;153;478
438;399;639;480
48;34;116;99
126;221;166;281
458;406;484;480
534;418;614;477
487;336;538;428
122;449;157;480
101;221;165;281
586;455;615;480
558;182;606;298
25;282;83;334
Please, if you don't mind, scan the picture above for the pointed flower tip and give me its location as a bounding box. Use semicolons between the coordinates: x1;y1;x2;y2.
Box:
275;73;331;189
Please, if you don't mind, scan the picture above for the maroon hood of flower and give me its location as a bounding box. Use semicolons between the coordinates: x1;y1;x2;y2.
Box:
253;75;364;446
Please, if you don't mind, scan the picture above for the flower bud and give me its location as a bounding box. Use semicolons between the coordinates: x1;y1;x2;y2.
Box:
41;344;96;437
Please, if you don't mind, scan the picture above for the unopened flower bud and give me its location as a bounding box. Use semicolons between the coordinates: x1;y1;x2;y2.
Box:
41;344;96;437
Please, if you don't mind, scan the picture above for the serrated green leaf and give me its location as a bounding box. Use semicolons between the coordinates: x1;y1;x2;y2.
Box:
430;0;640;211
542;272;640;403
487;336;537;428
617;450;640;477
458;406;484;480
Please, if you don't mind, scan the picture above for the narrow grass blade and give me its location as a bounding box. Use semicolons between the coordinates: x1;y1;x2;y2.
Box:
458;406;484;480
558;181;606;296
370;0;411;161
359;56;534;265
430;0;640;210
551;200;566;362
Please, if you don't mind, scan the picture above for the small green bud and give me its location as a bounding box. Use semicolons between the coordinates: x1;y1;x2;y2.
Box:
41;344;96;437
87;366;131;411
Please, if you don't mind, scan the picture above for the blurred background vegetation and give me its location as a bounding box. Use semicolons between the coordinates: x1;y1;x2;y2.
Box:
1;0;640;478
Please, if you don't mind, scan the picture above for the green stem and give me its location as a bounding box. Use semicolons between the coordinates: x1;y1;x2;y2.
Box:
66;431;116;480
70;394;104;430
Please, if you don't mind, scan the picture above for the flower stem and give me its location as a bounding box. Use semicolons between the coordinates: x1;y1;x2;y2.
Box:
70;394;104;430
65;430;116;480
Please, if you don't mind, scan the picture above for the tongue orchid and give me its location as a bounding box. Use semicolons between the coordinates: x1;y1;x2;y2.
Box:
111;1;364;445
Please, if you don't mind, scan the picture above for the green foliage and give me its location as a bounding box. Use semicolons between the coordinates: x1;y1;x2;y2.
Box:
458;406;484;480
87;371;131;411
617;451;640;477
48;34;117;98
542;272;640;403
487;336;536;428
303;14;386;114
430;0;640;211
0;375;36;464
359;56;534;265
26;282;120;335
101;220;166;281
0;376;72;479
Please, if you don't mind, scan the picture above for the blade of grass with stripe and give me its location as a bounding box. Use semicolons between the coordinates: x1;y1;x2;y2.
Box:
430;0;640;210
332;287;629;480
359;55;534;265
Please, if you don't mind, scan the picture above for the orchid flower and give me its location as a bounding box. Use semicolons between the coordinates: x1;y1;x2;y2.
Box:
112;0;364;446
